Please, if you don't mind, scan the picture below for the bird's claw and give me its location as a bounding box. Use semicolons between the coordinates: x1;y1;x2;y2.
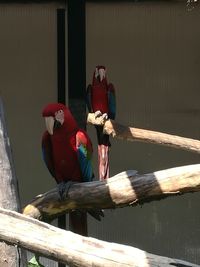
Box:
58;181;75;201
94;110;102;118
94;111;108;125
88;209;104;221
102;113;108;120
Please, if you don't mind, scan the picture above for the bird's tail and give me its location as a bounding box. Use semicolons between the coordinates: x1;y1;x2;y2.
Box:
88;209;104;221
69;210;104;234
69;211;88;236
98;144;109;180
95;125;110;180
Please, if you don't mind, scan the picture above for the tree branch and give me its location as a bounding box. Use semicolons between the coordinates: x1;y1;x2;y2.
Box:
0;98;26;266
87;113;200;154
0;207;199;267
23;164;200;221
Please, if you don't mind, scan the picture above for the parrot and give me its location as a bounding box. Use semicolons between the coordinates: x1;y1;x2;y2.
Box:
41;103;103;227
86;66;116;180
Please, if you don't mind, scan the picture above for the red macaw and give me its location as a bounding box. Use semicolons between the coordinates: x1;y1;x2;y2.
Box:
41;103;103;221
87;66;116;180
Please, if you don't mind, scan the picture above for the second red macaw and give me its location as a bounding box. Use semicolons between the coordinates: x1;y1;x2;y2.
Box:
87;66;116;180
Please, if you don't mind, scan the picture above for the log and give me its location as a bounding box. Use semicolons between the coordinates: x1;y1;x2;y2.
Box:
87;113;200;154
0;98;26;266
0;207;199;267
23;164;200;221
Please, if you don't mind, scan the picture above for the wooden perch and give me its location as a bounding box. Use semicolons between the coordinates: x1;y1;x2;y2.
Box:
0;207;199;267
0;98;26;266
87;113;200;154
23;164;200;221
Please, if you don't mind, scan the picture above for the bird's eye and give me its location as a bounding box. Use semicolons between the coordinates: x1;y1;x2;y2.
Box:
55;110;64;125
55;110;63;116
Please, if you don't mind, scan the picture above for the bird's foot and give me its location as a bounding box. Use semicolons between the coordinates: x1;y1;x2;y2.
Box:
94;110;102;118
57;181;76;201
102;113;108;120
73;208;104;221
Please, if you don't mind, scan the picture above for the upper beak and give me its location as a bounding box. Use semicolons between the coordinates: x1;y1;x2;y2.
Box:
99;69;105;82
45;117;54;135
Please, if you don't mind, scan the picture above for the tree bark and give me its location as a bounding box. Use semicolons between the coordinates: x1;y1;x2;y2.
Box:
23;164;200;221
0;98;26;266
0;207;199;267
87;113;200;154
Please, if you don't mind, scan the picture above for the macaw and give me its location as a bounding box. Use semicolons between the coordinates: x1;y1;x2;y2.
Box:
41;103;103;222
87;66;116;180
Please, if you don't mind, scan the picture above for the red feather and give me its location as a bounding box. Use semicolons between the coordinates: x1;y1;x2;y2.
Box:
42;103;91;183
86;66;116;180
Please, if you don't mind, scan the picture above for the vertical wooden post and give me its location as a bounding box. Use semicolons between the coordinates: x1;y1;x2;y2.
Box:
0;98;26;266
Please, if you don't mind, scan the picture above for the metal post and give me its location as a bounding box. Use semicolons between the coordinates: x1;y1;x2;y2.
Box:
67;0;87;236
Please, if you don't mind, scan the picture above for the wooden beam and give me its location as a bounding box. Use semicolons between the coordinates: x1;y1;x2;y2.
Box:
87;113;200;154
0;98;26;266
23;164;200;221
0;208;199;267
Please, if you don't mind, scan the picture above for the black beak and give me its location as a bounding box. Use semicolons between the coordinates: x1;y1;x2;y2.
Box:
54;120;62;130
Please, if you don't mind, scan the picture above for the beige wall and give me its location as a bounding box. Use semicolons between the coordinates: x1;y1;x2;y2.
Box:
0;3;63;205
86;1;200;264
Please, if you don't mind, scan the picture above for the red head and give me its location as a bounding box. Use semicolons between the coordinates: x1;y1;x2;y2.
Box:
93;65;107;84
42;103;78;135
42;103;66;117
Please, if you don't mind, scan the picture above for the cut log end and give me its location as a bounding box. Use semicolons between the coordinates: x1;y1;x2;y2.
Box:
23;204;41;219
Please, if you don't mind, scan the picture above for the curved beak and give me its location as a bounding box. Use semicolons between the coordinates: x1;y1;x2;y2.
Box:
99;68;105;82
45;117;54;135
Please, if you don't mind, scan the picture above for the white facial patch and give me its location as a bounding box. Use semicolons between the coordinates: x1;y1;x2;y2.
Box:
55;110;64;125
99;68;105;81
95;67;99;78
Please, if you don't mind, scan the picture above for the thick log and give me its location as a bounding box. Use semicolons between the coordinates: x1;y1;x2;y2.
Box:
0;98;26;266
87;113;200;154
0;207;199;267
23;164;200;221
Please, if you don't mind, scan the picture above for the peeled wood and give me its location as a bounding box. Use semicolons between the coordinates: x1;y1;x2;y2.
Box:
23;164;200;221
0;207;199;267
87;113;200;154
0;98;26;266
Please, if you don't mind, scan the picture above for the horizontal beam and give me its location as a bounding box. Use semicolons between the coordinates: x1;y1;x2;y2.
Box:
87;113;200;154
23;164;200;221
0;208;199;267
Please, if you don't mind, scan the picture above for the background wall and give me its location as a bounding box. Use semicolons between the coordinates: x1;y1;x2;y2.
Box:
86;1;200;264
0;3;64;265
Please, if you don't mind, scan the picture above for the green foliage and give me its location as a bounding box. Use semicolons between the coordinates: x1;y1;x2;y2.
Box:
27;256;45;267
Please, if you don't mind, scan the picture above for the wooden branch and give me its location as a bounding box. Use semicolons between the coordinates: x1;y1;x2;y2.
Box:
0;208;199;267
23;164;200;221
87;113;200;154
0;98;26;266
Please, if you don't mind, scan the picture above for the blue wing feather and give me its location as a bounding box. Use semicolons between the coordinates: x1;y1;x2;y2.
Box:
76;130;94;182
108;83;116;120
77;144;94;182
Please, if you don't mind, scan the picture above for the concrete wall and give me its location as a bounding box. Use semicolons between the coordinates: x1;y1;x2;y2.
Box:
86;1;200;264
